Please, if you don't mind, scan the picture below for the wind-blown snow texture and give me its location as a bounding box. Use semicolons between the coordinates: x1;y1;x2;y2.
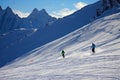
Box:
0;9;120;80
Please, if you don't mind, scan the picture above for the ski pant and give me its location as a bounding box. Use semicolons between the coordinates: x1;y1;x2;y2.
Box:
62;54;65;58
92;48;95;53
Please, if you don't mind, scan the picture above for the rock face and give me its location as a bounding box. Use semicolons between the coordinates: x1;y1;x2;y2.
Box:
0;6;20;34
20;8;57;28
0;7;57;34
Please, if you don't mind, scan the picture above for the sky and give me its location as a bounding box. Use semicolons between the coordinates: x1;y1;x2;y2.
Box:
0;0;99;18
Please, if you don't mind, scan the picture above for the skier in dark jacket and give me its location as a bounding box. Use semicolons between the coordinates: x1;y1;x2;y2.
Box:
91;43;96;54
61;50;65;58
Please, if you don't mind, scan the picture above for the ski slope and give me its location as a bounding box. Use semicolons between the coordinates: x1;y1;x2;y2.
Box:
1;1;120;67
0;11;120;80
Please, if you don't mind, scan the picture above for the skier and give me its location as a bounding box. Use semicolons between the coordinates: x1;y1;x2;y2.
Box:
91;43;96;54
61;50;65;58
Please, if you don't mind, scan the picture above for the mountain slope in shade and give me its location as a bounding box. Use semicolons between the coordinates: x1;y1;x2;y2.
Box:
0;11;120;80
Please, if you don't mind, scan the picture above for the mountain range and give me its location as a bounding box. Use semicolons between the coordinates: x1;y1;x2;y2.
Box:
0;6;57;34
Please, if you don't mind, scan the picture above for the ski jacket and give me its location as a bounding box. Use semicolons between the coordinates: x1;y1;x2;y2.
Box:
92;43;96;48
61;50;65;55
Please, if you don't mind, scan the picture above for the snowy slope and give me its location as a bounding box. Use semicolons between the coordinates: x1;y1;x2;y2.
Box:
0;1;103;67
0;28;39;67
0;11;120;80
0;1;120;68
44;1;102;38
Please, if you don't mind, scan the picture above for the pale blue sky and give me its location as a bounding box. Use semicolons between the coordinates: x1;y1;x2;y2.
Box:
0;0;99;18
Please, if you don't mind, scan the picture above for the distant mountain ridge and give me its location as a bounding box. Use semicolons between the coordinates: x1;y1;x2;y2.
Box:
20;8;57;28
0;7;20;34
0;0;120;34
0;6;57;34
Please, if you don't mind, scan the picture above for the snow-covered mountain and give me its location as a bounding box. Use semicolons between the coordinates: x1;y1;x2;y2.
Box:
39;1;120;44
0;6;20;34
20;8;57;28
0;7;57;34
0;8;120;80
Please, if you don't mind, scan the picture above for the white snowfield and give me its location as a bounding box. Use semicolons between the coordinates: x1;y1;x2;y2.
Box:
0;12;120;80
